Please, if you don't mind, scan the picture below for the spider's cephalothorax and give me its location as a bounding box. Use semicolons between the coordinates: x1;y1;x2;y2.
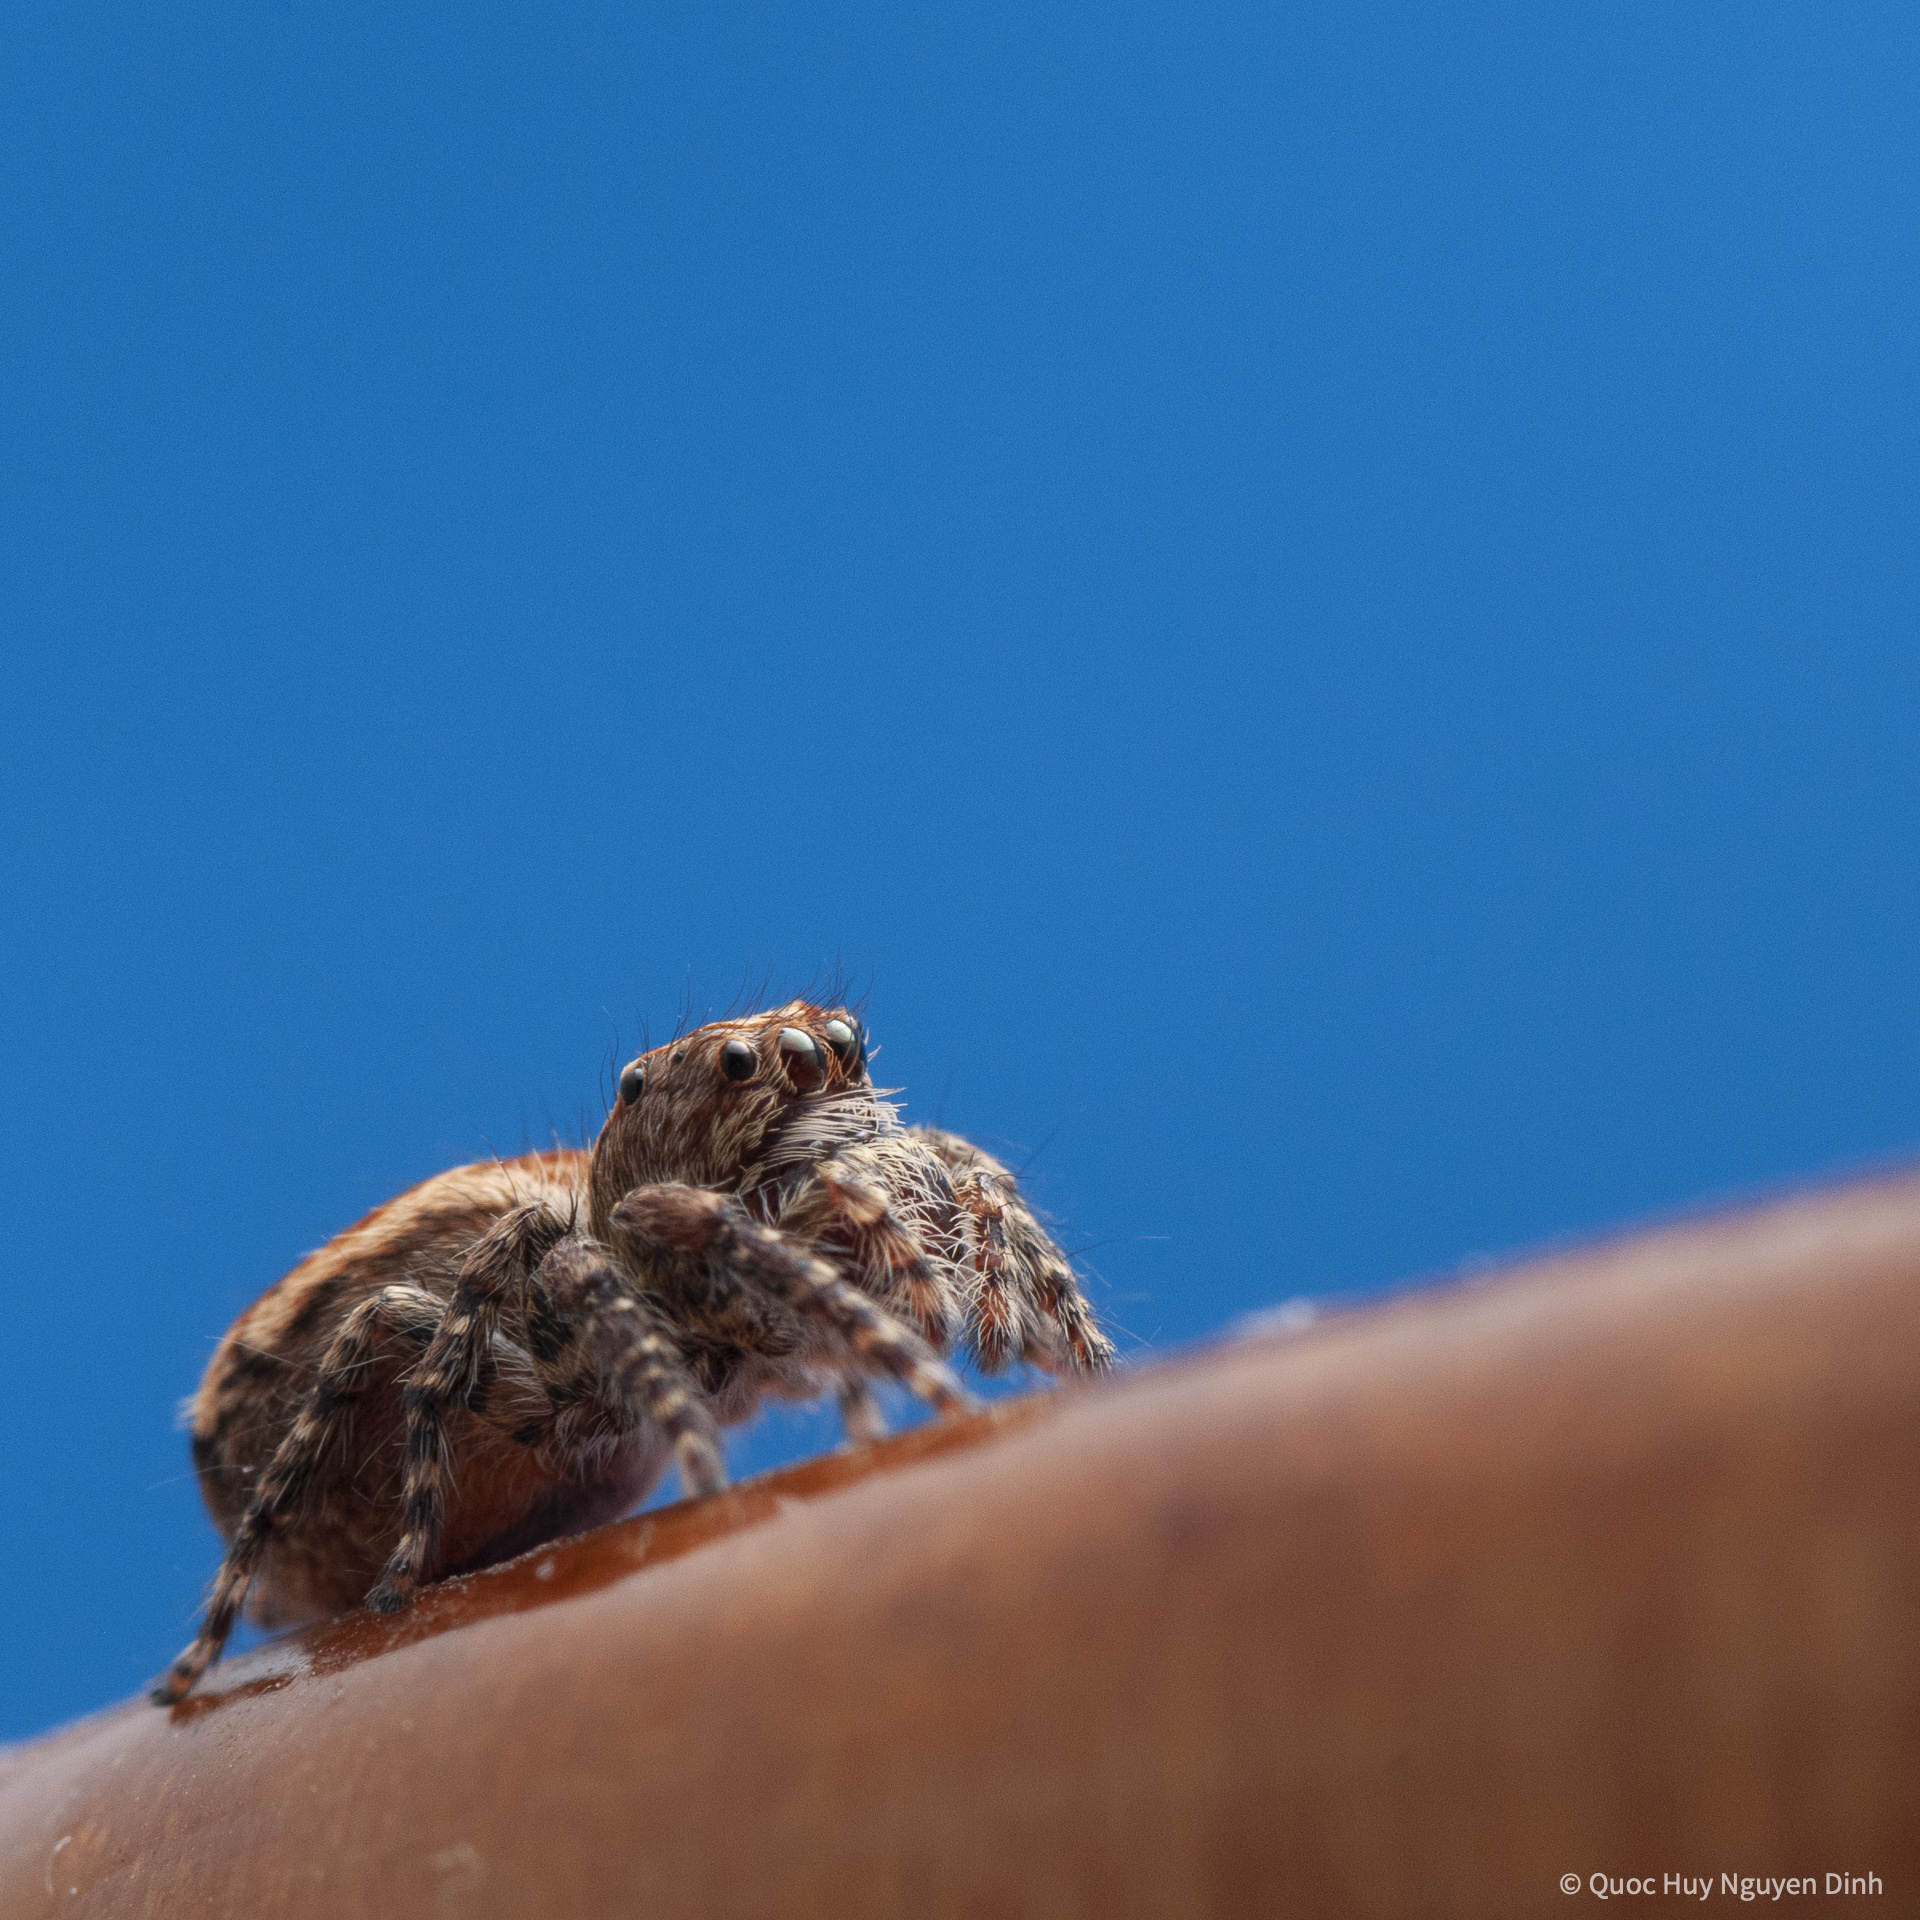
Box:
155;1001;1114;1704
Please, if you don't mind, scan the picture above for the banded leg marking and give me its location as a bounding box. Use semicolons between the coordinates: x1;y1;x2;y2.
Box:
152;1285;439;1705
534;1240;726;1498
818;1162;958;1348
367;1201;571;1613
612;1185;975;1416
954;1166;1023;1372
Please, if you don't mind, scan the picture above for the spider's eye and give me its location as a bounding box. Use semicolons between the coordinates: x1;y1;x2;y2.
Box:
617;1060;645;1106
720;1038;757;1082
823;1018;861;1066
778;1026;825;1090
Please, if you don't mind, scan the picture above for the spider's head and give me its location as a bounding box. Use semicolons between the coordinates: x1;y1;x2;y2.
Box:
588;1001;878;1231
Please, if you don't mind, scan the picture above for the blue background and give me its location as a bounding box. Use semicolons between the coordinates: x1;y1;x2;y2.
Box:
5;4;1918;1741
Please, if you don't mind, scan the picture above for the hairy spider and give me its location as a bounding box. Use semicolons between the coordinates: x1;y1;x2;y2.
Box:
154;1001;1113;1704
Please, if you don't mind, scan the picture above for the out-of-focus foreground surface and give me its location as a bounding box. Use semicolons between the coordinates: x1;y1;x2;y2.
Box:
4;1170;1917;1917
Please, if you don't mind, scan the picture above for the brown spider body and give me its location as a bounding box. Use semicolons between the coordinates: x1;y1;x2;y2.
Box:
157;1001;1113;1704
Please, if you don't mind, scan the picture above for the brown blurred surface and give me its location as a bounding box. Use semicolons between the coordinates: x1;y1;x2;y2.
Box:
5;1170;1919;1918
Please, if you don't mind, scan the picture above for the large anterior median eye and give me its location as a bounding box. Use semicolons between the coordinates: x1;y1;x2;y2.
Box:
720;1038;757;1081
778;1026;825;1089
618;1060;645;1105
823;1018;862;1067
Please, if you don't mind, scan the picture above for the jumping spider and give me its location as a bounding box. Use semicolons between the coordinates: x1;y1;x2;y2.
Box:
155;1001;1113;1704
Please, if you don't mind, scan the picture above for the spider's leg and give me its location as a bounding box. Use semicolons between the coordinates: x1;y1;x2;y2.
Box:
524;1239;726;1498
811;1159;961;1350
610;1185;975;1417
1002;1199;1116;1374
151;1284;441;1706
911;1127;1116;1376
837;1377;887;1444
946;1161;1028;1373
367;1201;571;1613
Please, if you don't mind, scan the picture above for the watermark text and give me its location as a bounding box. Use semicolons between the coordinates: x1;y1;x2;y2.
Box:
1561;1872;1882;1900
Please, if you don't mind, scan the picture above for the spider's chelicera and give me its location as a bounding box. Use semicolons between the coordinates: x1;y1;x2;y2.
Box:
154;1001;1113;1704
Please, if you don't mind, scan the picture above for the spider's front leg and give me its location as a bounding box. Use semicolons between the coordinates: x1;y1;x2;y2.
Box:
781;1149;970;1443
608;1185;977;1418
809;1154;962;1350
911;1127;1117;1376
151;1283;443;1705
366;1201;572;1613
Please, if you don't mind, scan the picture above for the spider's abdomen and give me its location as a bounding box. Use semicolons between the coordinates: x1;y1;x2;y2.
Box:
188;1150;660;1626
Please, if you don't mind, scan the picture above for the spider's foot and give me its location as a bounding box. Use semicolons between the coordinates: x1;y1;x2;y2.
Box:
913;1357;979;1418
675;1433;728;1500
149;1647;206;1707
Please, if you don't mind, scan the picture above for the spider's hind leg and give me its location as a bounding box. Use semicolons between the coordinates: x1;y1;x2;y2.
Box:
151;1284;441;1706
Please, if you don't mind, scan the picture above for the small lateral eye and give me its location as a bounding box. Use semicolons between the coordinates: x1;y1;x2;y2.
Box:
822;1018;860;1065
617;1060;645;1106
720;1038;757;1082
